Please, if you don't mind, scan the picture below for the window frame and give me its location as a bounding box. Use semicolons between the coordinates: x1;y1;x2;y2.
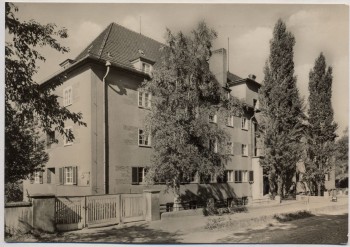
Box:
241;117;248;130
227;115;234;127
227;141;234;155
138;91;152;109
64;126;73;146
242;144;248;156
226;170;234;182
209;138;218;153
138;129;151;147
34;171;43;184
63;86;73;107
132;167;148;185
46;131;55;148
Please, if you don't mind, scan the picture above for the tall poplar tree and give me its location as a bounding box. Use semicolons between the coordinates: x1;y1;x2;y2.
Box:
259;19;304;198
143;22;242;207
304;53;337;195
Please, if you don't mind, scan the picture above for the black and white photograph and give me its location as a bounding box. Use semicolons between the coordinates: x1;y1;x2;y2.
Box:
3;1;349;245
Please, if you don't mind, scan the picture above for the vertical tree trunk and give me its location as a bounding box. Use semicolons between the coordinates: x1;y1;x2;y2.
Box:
317;183;321;196
277;175;283;197
173;180;181;211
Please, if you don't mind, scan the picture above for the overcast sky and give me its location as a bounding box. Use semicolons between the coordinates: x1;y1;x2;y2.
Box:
12;2;349;136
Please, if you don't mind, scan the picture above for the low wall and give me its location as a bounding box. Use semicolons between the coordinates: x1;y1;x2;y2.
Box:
5;202;33;235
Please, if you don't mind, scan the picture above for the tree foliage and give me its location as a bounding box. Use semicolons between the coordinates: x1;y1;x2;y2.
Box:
334;128;348;188
258;19;305;198
143;22;242;201
303;53;338;195
5;3;86;183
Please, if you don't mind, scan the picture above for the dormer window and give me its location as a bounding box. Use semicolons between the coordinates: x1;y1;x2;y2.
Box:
142;62;151;74
130;57;154;76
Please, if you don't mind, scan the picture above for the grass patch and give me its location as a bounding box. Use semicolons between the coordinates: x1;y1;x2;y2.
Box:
273;210;314;222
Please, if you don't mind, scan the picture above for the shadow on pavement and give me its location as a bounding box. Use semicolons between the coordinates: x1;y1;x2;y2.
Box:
218;213;348;244
33;223;182;243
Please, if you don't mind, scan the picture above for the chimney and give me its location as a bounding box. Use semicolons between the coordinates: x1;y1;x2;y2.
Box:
59;59;75;69
209;48;227;87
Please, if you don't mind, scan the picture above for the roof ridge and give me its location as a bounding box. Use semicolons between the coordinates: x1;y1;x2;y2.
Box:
74;23;113;60
98;22;114;59
111;21;165;47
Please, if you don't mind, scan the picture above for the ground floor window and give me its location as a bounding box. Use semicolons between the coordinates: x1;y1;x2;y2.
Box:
47;168;55;184
33;171;43;184
59;166;77;185
132;167;148;184
235;170;254;183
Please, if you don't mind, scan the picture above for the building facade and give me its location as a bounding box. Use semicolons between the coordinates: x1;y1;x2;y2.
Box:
23;22;266;204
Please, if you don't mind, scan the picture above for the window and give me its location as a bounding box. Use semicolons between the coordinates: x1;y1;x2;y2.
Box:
64;127;73;146
138;129;151;147
59;166;77;185
227;142;234;155
141;62;152;74
227;115;234;127
181;171;198;184
249;171;254;183
242;144;248;156
63;86;73;106
209;113;217;123
34;171;43;184
241;117;248;130
138;91;151;108
325;173;330;181
209;138;218;153
132;167;148;184
235;170;250;183
47;168;55;184
46;131;55;148
200;174;214;184
227;170;234;182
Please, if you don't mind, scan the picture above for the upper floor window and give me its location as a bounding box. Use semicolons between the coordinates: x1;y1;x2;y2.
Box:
227;115;234;127
132;167;148;185
64;127;73;146
138;91;151;109
241;117;248;130
226;170;234;182
63;86;73;107
141;62;152;74
209;138;218;153
138;129;151;147
46;131;55;149
227;142;234;155
209;113;217;123
242;144;248;156
325;173;330;181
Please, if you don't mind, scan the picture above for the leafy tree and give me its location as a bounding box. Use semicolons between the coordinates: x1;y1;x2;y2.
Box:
335;128;348;188
5;3;86;184
143;22;241;207
303;53;338;195
258;19;305;198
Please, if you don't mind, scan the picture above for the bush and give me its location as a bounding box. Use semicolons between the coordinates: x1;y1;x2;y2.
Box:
5;182;23;203
203;198;218;216
205;217;225;230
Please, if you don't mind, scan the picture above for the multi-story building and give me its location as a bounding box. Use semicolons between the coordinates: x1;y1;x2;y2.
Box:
23;22;266;204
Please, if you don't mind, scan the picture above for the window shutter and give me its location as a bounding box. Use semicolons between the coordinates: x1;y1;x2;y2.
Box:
47;169;51;184
238;171;242;183
59;167;64;185
73;166;78;185
132;167;138;184
39;171;43;184
249;171;254;182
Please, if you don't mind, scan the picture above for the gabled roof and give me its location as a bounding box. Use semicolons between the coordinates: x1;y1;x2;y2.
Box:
75;22;164;70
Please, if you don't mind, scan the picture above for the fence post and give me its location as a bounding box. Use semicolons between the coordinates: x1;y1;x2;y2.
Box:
30;194;56;233
143;190;161;221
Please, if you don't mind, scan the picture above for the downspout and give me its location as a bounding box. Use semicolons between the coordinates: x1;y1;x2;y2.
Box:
103;60;111;194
